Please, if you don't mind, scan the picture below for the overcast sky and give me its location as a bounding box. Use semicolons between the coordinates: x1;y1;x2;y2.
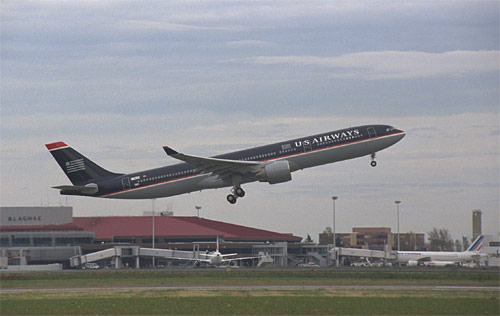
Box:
1;1;499;242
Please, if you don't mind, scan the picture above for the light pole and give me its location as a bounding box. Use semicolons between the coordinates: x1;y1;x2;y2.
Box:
395;200;401;251
152;199;156;267
332;196;338;248
195;206;201;218
332;196;338;267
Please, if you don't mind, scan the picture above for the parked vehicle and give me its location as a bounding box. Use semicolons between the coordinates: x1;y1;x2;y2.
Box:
298;262;320;268
83;263;99;269
350;259;371;267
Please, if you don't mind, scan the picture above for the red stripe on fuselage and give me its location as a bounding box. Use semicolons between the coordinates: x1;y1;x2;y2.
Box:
99;173;200;198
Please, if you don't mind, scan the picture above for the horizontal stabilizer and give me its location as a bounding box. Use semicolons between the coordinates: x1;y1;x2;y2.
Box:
53;183;98;195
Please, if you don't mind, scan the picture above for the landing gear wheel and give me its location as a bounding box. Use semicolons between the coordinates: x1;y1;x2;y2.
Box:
370;153;377;167
227;194;237;204
235;187;245;198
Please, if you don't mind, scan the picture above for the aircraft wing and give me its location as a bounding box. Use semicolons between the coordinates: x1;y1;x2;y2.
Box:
163;146;261;179
221;256;261;263
220;253;238;258
414;256;432;262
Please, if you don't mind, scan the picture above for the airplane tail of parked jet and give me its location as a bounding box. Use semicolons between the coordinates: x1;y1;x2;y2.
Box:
466;235;484;252
46;142;122;194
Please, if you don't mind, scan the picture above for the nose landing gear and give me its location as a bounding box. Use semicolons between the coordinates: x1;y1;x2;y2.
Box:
370;153;377;167
227;186;246;204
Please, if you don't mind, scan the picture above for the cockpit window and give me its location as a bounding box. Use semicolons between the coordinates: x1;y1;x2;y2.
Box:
386;127;394;132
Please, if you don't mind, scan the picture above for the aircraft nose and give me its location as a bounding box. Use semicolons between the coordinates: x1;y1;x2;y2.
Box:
394;129;406;141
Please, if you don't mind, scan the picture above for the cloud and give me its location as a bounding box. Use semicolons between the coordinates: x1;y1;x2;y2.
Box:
225;40;274;48
1;1;498;240
244;50;500;79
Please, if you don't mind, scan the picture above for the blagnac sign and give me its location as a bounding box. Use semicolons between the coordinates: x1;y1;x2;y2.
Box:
8;215;43;223
0;207;73;226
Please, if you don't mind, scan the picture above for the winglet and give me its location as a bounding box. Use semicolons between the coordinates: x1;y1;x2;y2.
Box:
163;146;179;156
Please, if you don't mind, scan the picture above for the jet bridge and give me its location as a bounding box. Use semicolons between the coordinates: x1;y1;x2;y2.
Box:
139;247;201;261
70;245;268;269
70;245;200;269
69;247;139;269
335;247;397;260
329;247;397;266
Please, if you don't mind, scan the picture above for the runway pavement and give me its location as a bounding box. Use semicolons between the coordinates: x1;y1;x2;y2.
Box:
1;284;499;293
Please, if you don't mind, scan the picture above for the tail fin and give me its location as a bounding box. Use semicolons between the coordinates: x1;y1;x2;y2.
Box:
46;142;120;185
466;235;484;252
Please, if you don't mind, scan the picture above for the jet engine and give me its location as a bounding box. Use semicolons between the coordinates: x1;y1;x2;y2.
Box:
258;160;292;184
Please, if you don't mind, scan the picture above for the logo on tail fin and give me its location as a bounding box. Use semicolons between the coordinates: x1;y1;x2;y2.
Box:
66;159;85;173
467;235;484;252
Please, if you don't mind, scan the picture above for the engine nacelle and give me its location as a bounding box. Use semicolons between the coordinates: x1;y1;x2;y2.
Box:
258;160;292;184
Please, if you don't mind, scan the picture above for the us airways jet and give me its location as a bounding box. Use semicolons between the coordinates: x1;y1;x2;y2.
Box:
46;124;405;204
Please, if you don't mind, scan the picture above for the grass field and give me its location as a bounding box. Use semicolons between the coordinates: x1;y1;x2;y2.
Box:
1;269;498;315
1;289;498;315
1;268;499;288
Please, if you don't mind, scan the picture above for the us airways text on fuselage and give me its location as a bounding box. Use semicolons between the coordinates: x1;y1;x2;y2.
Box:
294;129;361;147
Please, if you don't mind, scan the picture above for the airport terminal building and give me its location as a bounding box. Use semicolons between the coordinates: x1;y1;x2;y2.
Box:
2;206;498;269
0;206;306;269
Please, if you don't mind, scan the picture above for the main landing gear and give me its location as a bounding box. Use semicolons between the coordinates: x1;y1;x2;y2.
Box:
227;186;245;204
370;153;377;167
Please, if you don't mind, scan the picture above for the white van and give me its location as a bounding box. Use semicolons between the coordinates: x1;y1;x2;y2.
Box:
83;263;100;269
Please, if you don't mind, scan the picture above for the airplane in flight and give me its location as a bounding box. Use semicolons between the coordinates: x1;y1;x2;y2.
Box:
397;235;485;266
46;124;405;204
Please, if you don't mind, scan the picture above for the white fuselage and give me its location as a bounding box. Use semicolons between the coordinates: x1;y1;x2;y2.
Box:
396;251;480;264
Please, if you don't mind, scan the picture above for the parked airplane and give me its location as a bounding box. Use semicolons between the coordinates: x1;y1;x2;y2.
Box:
46;124;405;204
398;235;484;266
190;236;259;267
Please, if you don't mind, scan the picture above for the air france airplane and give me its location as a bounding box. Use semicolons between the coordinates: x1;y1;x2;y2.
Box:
398;235;485;266
46;125;405;204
